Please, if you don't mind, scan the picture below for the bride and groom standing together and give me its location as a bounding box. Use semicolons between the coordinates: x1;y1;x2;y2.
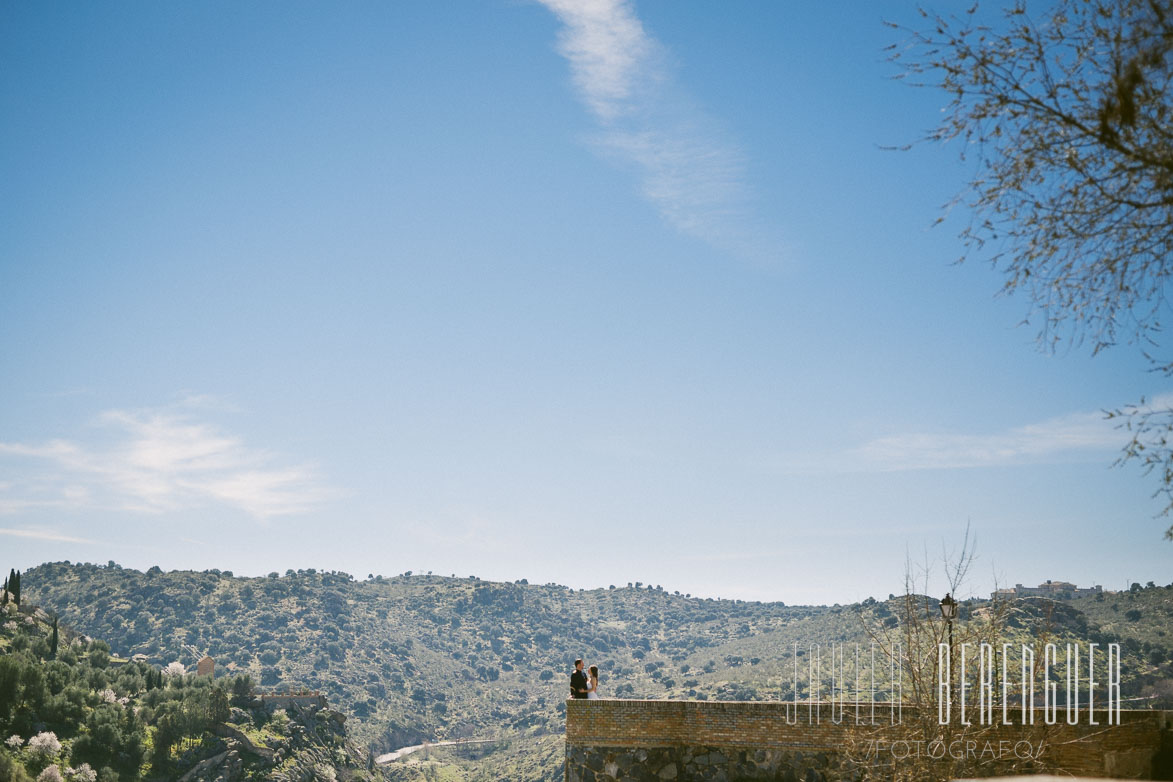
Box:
569;658;601;699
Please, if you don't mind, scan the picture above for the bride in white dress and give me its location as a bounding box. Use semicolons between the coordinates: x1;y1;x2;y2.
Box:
586;665;600;699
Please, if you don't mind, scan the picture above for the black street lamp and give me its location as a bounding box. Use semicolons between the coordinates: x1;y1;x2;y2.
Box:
939;593;959;722
939;592;957;657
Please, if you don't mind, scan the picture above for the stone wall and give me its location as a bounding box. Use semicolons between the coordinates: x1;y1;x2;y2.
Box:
565;743;842;782
565;700;1173;781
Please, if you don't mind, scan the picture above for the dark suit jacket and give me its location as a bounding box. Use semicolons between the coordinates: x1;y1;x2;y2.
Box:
570;669;588;698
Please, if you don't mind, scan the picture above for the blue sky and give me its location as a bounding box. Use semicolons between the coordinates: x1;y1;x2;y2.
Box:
1;0;1168;605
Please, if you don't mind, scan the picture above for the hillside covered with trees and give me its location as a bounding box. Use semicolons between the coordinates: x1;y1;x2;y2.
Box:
0;597;382;782
9;562;1173;781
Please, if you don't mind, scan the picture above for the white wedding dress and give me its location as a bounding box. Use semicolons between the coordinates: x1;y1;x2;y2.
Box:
587;677;600;699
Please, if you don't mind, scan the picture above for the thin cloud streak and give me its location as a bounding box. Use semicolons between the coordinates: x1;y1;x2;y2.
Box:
536;0;775;261
849;410;1121;472
0;405;335;519
773;406;1135;476
0;528;95;545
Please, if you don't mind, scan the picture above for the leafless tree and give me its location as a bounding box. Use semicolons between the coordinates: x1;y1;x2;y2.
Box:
845;532;1051;780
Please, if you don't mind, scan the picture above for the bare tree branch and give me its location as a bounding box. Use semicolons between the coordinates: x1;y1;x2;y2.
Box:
893;0;1173;535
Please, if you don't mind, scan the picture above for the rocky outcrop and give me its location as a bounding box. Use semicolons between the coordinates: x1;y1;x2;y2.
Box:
171;703;377;782
177;749;244;782
214;723;278;762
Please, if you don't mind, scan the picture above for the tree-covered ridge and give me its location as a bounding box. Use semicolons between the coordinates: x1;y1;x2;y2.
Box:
17;563;1173;780
22;563;826;752
0;599;382;782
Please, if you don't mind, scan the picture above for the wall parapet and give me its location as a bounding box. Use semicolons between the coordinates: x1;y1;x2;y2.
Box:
565;700;1172;781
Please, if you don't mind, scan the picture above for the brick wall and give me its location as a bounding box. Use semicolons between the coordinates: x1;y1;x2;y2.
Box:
565;700;1173;780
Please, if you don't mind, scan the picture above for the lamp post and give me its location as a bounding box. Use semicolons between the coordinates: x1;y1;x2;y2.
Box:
938;592;958;650
939;593;958;707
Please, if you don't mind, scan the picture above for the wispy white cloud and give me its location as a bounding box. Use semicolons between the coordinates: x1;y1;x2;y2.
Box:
773;405;1138;476
847;410;1121;472
0;527;95;544
0;404;335;520
538;0;651;121
536;0;775;261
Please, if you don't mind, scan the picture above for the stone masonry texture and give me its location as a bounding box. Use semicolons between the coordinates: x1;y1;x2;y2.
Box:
565;700;1173;781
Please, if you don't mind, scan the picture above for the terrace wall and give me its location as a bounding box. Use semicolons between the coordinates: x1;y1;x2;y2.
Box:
565;700;1173;781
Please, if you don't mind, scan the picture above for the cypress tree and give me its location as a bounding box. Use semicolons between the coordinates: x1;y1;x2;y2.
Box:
50;616;59;657
1;574;7;606
12;570;19;607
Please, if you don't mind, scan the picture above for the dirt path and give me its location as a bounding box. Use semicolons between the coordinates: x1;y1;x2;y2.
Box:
375;738;499;764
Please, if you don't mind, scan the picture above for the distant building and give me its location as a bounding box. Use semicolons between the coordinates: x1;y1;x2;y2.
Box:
991;580;1102;600
197;655;215;677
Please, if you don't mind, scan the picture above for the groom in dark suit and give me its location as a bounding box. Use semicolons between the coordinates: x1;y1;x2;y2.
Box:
570;658;589;699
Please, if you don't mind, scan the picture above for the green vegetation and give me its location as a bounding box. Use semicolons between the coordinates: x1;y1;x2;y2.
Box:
11;562;1173;780
0;600;381;781
22;563;834;750
1068;584;1173;702
4;569;21;608
0;604;148;780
